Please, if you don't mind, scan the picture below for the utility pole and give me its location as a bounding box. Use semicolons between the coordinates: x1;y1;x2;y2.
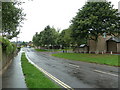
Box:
16;37;19;47
118;1;120;13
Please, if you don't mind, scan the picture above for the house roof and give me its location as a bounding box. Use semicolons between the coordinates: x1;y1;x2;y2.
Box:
107;37;120;43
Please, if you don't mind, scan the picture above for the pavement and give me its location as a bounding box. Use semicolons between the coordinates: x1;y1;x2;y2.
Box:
2;51;27;89
24;47;119;88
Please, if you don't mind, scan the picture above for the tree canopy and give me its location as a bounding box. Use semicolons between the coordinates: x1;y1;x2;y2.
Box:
32;26;73;49
70;1;120;44
32;1;120;48
57;29;72;48
2;2;25;39
32;26;59;48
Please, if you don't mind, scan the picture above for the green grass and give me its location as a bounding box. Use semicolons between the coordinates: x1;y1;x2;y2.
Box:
21;53;60;88
52;53;119;66
35;49;48;52
35;48;72;52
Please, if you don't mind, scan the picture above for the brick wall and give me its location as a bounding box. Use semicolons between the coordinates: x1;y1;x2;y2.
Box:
117;43;120;53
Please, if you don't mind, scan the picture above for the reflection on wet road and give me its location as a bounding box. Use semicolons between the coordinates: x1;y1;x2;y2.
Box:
23;47;118;88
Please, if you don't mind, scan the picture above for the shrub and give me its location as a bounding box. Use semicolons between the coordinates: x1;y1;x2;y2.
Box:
17;47;21;51
0;37;16;55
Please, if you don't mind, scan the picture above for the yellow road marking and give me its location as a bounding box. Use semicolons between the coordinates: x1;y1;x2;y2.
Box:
25;54;74;90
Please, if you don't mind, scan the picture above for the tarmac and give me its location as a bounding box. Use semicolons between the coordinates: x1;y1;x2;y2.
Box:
2;51;27;89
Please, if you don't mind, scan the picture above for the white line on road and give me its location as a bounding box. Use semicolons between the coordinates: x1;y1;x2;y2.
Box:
69;64;79;68
25;54;73;90
94;70;118;77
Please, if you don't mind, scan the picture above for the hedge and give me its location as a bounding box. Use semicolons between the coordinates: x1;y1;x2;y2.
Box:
0;36;16;55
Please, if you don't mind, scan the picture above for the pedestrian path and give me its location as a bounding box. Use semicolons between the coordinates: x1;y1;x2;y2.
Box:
2;51;27;88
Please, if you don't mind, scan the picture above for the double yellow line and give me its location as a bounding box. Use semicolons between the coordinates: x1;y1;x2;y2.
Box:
25;53;74;90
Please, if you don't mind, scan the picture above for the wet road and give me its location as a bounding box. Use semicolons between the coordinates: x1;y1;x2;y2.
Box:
23;47;119;88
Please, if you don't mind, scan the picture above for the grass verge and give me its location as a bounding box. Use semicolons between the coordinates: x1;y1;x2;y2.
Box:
35;49;48;52
21;52;60;88
35;49;72;52
52;53;119;66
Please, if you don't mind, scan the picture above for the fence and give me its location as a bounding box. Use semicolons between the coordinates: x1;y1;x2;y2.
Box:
0;49;19;75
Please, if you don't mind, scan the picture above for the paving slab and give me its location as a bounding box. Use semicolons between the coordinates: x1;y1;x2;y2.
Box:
2;51;27;88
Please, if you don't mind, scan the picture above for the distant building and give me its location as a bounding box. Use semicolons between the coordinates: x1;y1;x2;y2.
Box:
88;36;120;53
86;1;120;54
107;37;120;53
75;1;120;54
73;44;89;53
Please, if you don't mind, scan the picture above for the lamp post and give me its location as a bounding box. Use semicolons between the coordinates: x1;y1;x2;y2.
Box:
118;1;120;13
16;36;19;47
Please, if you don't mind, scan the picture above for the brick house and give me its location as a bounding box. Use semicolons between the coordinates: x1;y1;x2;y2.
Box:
87;1;120;53
88;36;120;53
73;44;89;53
107;37;120;53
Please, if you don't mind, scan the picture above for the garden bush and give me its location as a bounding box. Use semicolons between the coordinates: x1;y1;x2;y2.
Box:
0;37;16;55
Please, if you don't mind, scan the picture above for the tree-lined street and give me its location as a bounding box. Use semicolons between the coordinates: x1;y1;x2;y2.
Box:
1;0;120;89
23;47;118;88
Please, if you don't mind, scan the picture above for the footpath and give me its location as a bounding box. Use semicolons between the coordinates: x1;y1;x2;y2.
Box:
2;51;27;88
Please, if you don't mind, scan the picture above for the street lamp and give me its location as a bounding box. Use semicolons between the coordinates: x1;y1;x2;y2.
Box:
16;36;19;47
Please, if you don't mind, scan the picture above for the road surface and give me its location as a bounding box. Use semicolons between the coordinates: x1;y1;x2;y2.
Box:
23;47;119;88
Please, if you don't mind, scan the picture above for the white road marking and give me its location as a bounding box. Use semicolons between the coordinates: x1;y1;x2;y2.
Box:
69;64;79;68
25;54;73;90
19;62;21;65
94;70;118;77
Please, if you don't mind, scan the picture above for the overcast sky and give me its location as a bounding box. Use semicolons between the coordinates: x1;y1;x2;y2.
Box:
12;0;120;42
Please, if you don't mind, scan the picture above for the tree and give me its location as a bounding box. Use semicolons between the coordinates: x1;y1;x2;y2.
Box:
70;1;120;45
57;29;72;48
2;2;25;39
32;32;40;47
32;25;59;48
41;25;57;47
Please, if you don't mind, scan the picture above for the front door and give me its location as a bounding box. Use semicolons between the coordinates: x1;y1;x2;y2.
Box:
107;41;117;53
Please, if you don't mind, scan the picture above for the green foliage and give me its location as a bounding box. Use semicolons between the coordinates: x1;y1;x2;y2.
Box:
35;48;72;52
32;26;73;49
21;53;60;88
57;29;72;48
17;47;21;51
32;1;120;48
32;25;59;47
52;53;119;66
35;49;48;52
32;32;39;47
1;37;16;55
20;41;28;47
2;2;25;39
70;1;120;44
6;42;13;55
41;26;59;46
